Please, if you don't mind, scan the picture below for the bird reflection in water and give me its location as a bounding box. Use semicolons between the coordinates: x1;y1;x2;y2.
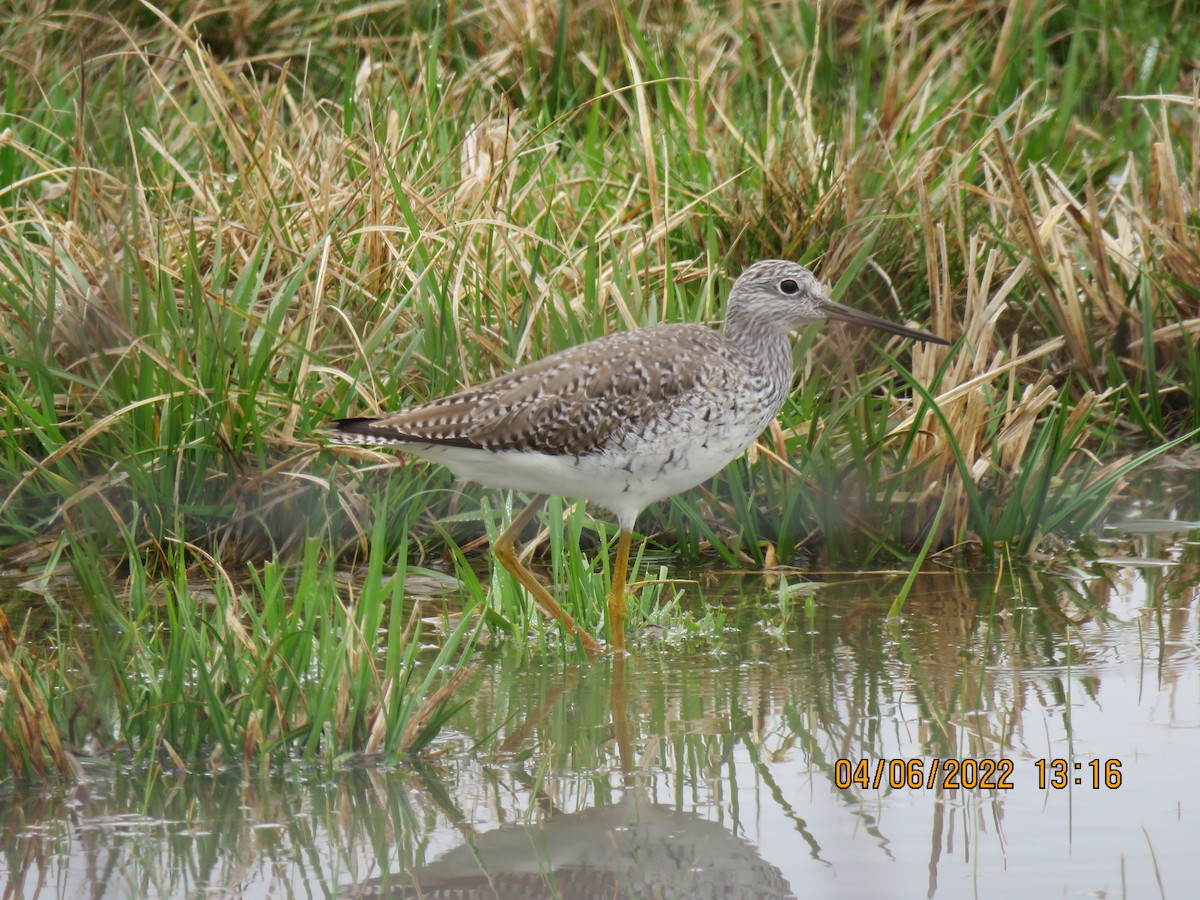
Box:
344;654;795;899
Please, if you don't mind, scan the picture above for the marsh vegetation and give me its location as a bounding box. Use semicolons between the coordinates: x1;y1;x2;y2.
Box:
1;0;1199;792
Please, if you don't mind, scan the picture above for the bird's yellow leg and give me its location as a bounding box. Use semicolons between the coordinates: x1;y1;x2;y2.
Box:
492;494;603;657
610;650;632;774
608;529;632;655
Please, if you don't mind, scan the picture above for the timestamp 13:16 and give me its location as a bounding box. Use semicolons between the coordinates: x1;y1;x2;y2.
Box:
1035;758;1123;789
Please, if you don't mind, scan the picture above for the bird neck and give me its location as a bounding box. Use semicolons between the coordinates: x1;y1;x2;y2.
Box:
723;303;797;396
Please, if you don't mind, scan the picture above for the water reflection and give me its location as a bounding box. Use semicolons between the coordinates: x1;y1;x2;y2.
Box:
352;788;792;898
3;556;1198;898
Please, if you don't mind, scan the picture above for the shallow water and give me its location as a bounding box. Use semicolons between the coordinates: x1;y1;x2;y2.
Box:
3;477;1200;898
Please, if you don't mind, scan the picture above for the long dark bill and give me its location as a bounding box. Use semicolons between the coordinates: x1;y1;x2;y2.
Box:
823;299;950;346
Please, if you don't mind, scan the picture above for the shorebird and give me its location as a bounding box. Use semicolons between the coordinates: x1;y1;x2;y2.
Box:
328;260;949;654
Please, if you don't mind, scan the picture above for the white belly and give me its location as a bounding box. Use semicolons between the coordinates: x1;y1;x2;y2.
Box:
406;412;764;531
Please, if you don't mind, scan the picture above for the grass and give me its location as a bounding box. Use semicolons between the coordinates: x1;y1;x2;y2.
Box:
1;0;1199;774
2;509;481;780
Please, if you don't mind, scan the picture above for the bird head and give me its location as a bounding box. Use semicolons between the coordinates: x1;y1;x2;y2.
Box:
728;260;950;345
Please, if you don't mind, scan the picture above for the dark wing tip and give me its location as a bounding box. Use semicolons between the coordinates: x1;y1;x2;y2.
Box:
325;416;485;450
327;416;379;436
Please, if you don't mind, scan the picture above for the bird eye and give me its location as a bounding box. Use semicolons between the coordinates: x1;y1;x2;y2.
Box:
780;279;800;294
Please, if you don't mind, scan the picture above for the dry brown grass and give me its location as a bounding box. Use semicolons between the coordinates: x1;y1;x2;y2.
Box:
1;0;1198;565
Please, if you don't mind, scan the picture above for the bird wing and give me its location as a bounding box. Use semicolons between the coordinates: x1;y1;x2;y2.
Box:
355;324;733;456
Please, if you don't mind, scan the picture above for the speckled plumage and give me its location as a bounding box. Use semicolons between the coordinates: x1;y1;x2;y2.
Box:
331;325;779;525
332;325;757;455
328;260;948;530
328;260;947;653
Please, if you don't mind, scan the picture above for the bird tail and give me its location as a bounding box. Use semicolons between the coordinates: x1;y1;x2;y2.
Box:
325;417;397;445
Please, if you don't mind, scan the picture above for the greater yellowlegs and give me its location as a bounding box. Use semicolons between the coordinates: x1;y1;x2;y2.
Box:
328;260;949;654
